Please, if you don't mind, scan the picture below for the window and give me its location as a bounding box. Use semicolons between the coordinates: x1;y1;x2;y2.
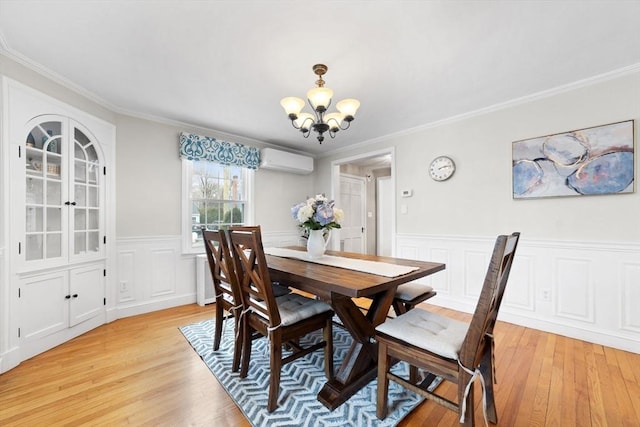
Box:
182;159;254;253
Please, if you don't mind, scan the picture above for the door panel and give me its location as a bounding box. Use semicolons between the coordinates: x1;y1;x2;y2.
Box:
20;272;68;341
69;264;105;326
339;175;365;253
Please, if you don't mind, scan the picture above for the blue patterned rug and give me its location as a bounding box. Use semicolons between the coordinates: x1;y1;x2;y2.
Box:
179;319;424;427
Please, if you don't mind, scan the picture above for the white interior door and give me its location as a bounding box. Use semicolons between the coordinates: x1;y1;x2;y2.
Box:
339;175;366;253
377;176;392;256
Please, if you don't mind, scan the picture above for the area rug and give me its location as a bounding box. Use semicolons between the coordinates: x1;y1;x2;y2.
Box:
180;319;424;427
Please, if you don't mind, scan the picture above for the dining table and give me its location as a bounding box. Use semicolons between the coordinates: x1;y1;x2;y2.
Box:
264;246;446;411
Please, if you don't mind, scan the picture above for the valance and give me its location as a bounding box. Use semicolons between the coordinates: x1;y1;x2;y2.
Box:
179;132;261;169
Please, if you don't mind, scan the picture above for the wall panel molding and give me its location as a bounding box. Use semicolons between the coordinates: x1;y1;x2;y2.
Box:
396;233;640;353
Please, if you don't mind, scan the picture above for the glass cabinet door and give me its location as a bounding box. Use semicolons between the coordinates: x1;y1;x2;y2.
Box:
25;121;64;262
23;118;103;264
72;127;101;256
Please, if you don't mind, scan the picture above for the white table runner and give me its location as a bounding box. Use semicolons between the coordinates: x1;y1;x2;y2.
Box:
264;247;419;278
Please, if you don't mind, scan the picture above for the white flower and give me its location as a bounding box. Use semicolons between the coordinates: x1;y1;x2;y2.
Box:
333;208;344;223
297;204;314;222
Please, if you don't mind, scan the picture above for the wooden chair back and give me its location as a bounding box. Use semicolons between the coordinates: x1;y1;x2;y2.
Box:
202;229;241;312
227;227;281;328
459;232;520;369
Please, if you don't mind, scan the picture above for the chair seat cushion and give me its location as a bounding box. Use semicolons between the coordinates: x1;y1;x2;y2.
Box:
375;308;468;360
275;293;333;326
271;282;291;297
394;282;434;301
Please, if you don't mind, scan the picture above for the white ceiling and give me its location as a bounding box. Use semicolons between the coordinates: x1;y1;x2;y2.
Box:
1;1;639;156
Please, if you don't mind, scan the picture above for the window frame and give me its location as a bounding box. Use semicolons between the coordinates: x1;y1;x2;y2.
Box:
181;159;254;254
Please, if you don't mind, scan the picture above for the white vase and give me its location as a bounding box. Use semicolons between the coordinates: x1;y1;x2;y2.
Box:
307;229;329;259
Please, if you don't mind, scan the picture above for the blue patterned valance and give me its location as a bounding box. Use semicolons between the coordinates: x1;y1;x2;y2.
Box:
179;132;261;169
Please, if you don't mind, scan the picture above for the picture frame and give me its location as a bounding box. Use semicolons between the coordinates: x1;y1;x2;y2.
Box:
512;120;635;199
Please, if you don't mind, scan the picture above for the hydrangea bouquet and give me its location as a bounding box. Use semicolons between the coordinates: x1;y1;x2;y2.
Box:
291;194;344;231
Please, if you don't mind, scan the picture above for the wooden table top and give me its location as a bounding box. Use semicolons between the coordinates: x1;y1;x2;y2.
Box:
266;247;446;299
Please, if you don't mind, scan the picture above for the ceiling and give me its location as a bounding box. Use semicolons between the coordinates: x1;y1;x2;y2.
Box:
0;1;638;156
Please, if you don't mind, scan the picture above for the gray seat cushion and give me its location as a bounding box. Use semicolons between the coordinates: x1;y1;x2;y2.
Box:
376;308;468;360
275;293;333;326
394;282;434;301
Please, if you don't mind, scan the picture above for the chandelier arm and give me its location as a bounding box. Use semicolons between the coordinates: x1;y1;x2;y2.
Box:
338;120;352;131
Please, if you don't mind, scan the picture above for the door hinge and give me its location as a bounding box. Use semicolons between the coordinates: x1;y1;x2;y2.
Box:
103;166;106;175
103;236;107;245
18;242;21;255
18;146;22;158
103;297;106;306
18;288;21;298
18;327;21;338
103;269;106;277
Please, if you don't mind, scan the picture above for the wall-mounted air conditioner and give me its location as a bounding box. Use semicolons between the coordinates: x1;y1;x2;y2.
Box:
260;148;314;175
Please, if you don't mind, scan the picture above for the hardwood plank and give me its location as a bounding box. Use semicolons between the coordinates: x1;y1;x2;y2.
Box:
1;303;639;426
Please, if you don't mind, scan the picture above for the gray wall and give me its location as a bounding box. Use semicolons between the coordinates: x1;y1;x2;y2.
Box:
114;114;314;237
316;71;640;243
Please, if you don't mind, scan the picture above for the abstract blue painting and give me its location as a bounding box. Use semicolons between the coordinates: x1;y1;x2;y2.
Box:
512;120;635;199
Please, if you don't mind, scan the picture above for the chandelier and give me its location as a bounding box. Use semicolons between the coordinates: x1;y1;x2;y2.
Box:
280;64;360;144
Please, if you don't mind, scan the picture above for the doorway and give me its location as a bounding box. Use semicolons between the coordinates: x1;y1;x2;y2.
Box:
330;148;394;255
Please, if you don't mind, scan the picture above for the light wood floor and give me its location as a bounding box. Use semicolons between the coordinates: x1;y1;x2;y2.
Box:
1;303;639;426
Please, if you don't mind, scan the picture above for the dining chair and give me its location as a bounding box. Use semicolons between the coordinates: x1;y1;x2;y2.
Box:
202;229;243;372
228;225;291;298
375;232;520;426
228;227;335;412
392;282;437;315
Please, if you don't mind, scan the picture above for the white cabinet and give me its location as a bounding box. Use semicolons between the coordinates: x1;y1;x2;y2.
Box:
22;116;104;270
19;263;105;340
3;78;116;367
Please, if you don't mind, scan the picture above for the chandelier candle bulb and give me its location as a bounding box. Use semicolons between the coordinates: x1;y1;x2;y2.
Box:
281;64;360;144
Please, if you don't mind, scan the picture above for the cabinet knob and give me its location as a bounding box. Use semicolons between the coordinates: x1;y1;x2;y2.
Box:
65;295;71;299
72;294;78;298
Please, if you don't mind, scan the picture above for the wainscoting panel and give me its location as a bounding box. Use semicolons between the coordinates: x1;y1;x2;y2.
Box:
150;249;177;297
463;250;489;301
114;232;302;320
117;250;135;303
396;234;640;353
622;261;640;333
503;253;535;312
555;257;594;323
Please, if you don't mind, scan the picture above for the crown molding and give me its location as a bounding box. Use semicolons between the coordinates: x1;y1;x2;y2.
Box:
319;63;640;158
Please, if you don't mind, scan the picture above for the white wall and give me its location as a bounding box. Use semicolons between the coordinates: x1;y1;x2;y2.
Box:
315;69;640;352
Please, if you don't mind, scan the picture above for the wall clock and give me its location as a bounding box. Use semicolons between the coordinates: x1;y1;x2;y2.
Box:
429;156;456;181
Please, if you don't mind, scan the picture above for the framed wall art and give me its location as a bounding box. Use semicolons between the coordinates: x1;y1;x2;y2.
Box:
512;120;635;199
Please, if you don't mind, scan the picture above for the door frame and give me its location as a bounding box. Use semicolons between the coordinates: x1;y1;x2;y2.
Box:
330;147;396;255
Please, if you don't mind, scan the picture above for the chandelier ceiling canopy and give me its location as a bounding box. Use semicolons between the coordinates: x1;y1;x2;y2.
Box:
280;64;360;144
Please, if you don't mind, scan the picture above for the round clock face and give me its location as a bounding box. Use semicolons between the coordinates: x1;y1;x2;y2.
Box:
429;156;456;181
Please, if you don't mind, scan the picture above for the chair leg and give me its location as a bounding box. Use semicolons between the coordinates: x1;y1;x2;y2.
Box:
458;370;475;427
267;335;282;413
231;310;242;372
409;365;419;384
376;341;390;420
480;345;497;424
213;300;223;351
323;318;334;378
239;321;252;379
